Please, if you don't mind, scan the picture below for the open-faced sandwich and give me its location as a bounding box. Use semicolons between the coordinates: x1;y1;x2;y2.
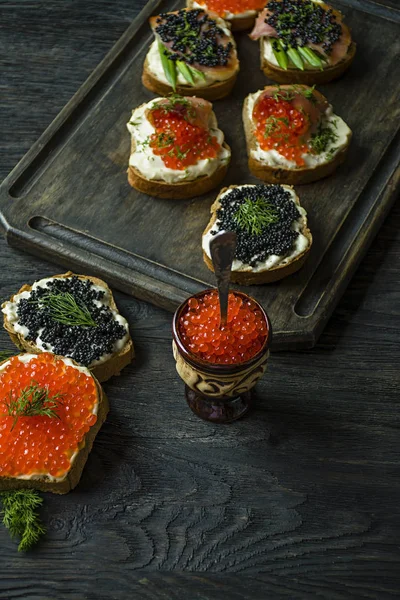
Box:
127;95;231;199
142;8;239;100
0;352;108;494
250;0;356;84
186;0;266;32
203;183;312;284
243;84;352;185
2;272;133;383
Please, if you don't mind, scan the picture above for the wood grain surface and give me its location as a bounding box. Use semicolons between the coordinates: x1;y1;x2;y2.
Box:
0;1;400;599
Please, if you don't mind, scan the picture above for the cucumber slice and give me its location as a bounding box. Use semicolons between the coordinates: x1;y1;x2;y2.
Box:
158;41;177;91
287;46;305;70
272;41;289;70
177;61;195;85
190;66;207;81
298;46;324;69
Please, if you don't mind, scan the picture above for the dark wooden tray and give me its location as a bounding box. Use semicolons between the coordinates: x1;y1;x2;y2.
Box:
0;0;399;350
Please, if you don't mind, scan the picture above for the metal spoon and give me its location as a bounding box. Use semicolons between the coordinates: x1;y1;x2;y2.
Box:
209;231;237;326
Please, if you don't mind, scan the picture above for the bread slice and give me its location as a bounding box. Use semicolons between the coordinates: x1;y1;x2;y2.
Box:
142;57;238;102
142;10;239;101
202;185;312;284
127;100;231;199
2;272;134;383
128;137;231;199
0;354;108;495
260;38;357;85
186;0;257;32
243;90;352;185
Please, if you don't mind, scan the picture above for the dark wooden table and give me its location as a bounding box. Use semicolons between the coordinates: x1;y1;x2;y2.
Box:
1;1;399;598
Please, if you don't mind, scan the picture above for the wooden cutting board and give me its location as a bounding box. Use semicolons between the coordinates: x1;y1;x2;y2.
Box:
0;0;399;350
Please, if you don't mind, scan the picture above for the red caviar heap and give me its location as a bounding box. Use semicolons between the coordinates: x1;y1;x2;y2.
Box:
197;0;266;16
179;291;268;364
148;105;220;170
253;95;309;166
0;354;98;480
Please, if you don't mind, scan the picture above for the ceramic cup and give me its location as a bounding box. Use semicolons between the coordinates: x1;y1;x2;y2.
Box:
172;289;272;423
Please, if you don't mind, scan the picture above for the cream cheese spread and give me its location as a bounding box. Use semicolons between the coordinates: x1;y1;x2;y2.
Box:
246;90;351;169
202;184;310;273
127;98;231;183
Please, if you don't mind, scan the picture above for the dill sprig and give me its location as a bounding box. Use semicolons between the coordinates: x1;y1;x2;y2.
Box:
310;123;338;154
264;115;290;138
0;350;14;362
1;490;46;552
272;84;316;103
5;383;63;430
30;291;97;327
234;198;279;236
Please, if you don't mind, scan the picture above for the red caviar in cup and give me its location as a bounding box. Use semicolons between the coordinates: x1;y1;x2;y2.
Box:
179;291;268;364
0;353;98;479
197;0;265;16
148;106;220;170
253;95;309;166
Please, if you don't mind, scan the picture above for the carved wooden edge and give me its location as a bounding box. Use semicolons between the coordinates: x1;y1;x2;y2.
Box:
172;340;270;398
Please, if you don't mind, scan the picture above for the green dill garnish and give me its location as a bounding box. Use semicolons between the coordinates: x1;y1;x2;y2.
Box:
137;137;150;151
1;490;46;552
326;146;339;160
30;292;97;327
272;84;316;103
264;115;290;138
5;383;63;430
155;132;174;148
154;94;197;120
298;84;316;99
0;350;14;362
310;124;338;154
234;197;278;236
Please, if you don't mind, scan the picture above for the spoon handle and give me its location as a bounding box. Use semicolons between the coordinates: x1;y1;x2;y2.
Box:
209;231;237;326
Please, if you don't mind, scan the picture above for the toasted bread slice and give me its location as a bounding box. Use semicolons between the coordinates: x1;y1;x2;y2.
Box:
0;354;109;495
2;272;134;383
202;184;312;284
127;98;231;199
143;9;239;101
243;88;352;185
260;38;356;85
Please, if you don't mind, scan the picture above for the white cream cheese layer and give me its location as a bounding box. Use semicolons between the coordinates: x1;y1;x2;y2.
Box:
1;277;129;367
127;98;230;183
146;13;237;88
191;0;257;21
246;90;351;169
202;184;310;273
0;354;98;482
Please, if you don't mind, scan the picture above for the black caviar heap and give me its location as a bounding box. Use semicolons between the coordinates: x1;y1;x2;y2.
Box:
267;0;342;54
16;277;126;366
155;9;233;67
210;185;301;266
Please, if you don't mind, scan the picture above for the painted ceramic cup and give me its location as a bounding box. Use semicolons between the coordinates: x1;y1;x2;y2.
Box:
172;289;272;424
